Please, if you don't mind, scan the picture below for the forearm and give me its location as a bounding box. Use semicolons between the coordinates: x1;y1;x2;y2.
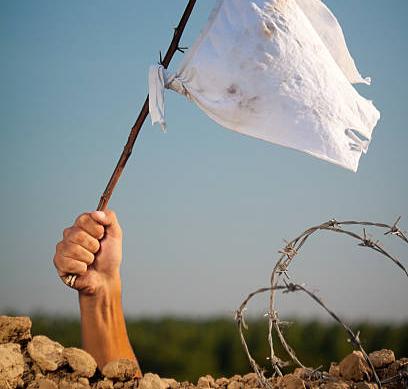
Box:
79;275;141;376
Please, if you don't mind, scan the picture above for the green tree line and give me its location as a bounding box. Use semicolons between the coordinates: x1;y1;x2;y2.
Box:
30;315;408;382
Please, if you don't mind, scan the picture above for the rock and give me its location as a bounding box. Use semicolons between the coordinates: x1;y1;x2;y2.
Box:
355;383;378;389
374;366;390;380
197;377;210;388
138;373;169;389
338;351;371;381
385;357;408;379
30;361;43;376
79;378;90;386
63;347;97;378
123;382;137;389
292;368;310;379
114;383;124;389
96;379;114;389
197;375;215;388
37;378;58;389
321;383;350;389
0;343;25;389
162;378;179;389
277;374;306;389
27;335;64;372
59;378;91;389
368;349;395;369
102;359;140;381
242;372;258;386
178;381;190;388
215;378;229;387
228;375;241;382
329;363;340;377
0;316;32;344
227;381;242;389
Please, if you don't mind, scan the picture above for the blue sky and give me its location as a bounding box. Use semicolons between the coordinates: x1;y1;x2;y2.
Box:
0;0;407;322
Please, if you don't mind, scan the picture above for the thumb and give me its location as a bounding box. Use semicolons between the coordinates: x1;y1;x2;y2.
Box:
90;209;122;239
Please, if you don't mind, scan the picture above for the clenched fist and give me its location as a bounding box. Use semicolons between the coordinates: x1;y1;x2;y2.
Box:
53;209;139;372
53;210;122;295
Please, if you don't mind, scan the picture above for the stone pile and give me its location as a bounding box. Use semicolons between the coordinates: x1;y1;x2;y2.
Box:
0;316;406;389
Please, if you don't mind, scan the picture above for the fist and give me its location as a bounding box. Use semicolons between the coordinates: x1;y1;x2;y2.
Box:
53;210;122;295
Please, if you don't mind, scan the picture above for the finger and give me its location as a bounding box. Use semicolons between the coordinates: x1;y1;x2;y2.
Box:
53;254;88;276
56;241;95;265
72;271;98;295
74;213;105;240
90;209;122;239
64;227;100;254
60;274;78;289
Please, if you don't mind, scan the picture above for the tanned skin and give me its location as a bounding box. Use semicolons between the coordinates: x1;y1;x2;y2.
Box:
53;210;141;376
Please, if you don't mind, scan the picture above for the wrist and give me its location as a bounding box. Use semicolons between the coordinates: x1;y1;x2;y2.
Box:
79;272;122;309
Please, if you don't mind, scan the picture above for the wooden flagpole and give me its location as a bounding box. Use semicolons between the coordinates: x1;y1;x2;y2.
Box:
61;1;197;288
97;0;197;211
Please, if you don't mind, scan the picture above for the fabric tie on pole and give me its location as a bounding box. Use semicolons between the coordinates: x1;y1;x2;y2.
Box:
149;65;192;131
149;65;167;131
149;0;380;172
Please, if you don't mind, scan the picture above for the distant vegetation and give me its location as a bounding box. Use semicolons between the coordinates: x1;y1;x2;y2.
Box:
30;315;408;382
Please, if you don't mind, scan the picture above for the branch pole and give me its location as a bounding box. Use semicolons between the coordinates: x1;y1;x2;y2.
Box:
60;1;197;289
97;0;197;211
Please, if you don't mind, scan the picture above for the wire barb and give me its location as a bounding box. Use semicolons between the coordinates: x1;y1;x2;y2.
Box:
177;46;188;53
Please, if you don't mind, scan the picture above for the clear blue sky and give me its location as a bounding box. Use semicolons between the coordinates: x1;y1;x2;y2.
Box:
0;0;407;322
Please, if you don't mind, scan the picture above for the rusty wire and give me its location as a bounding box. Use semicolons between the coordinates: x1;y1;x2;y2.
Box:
235;217;407;389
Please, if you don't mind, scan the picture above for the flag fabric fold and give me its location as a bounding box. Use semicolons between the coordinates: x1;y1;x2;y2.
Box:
149;0;380;172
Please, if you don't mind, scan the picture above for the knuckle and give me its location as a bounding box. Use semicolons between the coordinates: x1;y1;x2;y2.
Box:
73;229;99;254
68;261;77;272
76;213;89;227
63;227;71;239
55;241;64;253
62;243;80;261
75;245;94;265
53;255;60;269
74;229;87;245
68;259;86;274
59;257;73;273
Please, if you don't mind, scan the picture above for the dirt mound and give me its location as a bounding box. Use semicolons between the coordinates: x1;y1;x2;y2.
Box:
0;316;406;389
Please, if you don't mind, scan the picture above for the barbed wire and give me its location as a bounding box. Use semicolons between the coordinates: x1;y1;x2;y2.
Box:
235;217;408;389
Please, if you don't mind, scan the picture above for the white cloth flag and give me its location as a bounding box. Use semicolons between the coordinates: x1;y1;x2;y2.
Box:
149;0;380;172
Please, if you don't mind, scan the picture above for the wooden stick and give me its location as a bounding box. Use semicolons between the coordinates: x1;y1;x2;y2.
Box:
60;1;197;288
97;0;197;211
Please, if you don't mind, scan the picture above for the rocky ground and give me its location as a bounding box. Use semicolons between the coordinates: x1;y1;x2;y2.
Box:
0;316;406;389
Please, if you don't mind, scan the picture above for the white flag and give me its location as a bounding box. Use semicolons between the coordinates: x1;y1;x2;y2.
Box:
149;0;380;172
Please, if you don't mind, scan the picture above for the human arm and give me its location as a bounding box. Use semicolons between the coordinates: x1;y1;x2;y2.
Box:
53;210;141;375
